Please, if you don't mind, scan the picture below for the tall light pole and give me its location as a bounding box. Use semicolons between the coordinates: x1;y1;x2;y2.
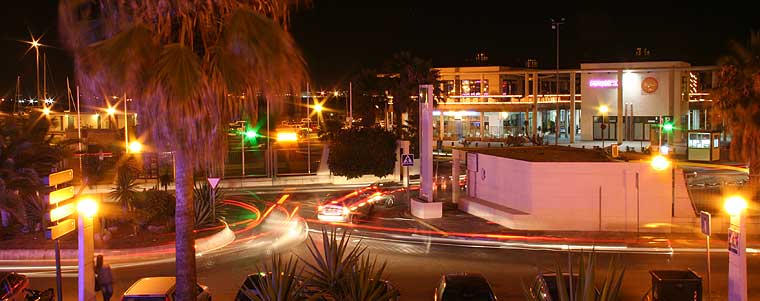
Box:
599;105;609;149
551;18;565;145
725;195;748;301
23;34;43;102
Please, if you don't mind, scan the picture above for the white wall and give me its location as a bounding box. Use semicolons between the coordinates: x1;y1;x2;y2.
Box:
578;61;690;141
465;153;694;232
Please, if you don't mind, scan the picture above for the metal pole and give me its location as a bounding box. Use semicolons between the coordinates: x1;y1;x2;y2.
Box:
307;96;312;174
707;234;712;301
567;247;573;301
671;165;675;217
54;239;63;301
241;130;245;179
636;172;640;240
36;45;40;101
267;96;271;180
598;186;602;231
349;81;353;123
124;93;128;152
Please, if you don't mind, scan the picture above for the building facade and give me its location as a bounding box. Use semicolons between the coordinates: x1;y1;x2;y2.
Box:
434;61;718;146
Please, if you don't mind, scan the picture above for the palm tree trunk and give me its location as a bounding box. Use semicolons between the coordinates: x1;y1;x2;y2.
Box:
174;150;196;301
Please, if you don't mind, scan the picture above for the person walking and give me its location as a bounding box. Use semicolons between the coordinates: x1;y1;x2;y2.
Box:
95;255;114;301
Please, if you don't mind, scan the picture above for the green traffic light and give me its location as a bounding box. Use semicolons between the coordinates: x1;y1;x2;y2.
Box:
245;130;257;139
663;123;674;132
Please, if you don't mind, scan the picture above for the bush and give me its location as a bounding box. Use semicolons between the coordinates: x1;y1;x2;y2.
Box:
327;127;397;179
131;188;175;227
193;182;224;228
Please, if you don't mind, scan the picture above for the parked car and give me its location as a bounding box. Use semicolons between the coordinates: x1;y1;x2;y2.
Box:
0;272;29;301
434;273;497;301
121;277;210;301
530;273;580;301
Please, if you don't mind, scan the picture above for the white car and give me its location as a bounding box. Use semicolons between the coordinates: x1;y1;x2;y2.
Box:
121;277;211;301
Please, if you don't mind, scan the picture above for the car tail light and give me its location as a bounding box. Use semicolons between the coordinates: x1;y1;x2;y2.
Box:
317;205;323;211
342;207;350;215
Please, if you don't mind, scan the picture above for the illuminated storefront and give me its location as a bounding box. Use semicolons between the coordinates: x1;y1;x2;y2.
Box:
434;62;719;143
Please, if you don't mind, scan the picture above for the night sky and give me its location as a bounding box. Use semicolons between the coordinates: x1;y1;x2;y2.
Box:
1;1;758;99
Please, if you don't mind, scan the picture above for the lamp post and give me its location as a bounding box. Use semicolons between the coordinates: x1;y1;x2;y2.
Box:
725;195;748;301
551;17;565;145
23;35;43;102
76;198;98;301
599;105;609;149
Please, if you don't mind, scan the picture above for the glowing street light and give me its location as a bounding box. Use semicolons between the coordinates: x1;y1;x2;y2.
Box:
276;131;298;142
77;198;98;218
724;195;748;216
128;141;143;153
42;106;51;116
313;103;323;113
245;130;257;139
650;154;671;171
105;106;116;116
598;105;609;114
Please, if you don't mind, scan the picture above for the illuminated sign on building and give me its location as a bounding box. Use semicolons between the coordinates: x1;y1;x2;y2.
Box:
589;79;618;88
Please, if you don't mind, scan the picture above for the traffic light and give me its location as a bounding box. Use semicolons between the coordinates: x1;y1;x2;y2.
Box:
244;129;257;139
662;122;674;133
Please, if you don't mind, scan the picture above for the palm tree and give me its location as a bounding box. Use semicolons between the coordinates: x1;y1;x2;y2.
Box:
59;1;307;299
383;52;439;137
0;114;65;229
713;32;760;186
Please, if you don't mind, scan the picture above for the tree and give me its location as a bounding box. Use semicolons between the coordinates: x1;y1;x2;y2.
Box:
351;69;389;127
713;32;760;185
327;127;397;179
0;114;65;229
383;52;440;137
59;1;307;299
109;158;140;211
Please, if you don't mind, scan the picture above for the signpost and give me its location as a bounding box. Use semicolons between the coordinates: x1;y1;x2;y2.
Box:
401;154;414;167
700;211;712;301
208;177;221;221
44;169;75;301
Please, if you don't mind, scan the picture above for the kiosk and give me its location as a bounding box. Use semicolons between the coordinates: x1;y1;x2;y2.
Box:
687;131;720;161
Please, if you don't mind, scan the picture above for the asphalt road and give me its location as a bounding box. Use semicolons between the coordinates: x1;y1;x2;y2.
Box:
23;231;760;301
19;185;760;301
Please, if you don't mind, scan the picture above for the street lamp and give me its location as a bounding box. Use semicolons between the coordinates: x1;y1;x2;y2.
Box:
42;106;51;116
128;141;143;154
650;154;671;171
314;103;323;113
22;34;43;101
77;198;99;218
724;194;748;301
551;17;565;145
598;105;609;148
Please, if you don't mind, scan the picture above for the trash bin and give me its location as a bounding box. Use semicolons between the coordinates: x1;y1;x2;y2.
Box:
649;270;702;301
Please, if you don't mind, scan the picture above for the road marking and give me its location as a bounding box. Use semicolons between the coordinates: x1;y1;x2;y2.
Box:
413;219;448;237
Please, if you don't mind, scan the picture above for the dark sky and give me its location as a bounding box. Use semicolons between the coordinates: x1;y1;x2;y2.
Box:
1;1;758;99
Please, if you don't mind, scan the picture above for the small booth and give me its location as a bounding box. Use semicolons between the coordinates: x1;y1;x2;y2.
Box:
687;131;720;161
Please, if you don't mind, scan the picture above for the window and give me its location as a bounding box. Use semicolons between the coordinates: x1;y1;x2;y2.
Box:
688;133;710;149
461;80;488;96
713;138;720;148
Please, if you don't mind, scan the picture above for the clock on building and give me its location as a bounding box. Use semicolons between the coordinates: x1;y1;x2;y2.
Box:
641;77;659;93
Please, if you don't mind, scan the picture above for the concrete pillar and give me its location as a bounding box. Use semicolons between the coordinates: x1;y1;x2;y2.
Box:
523;72;529;100
479;112;485;139
452;149;461;203
78;214;95;301
394;140;410;184
532;72;538;138
419;85;434;202
570;71;576;143
617;70;623;144
728;213;747;301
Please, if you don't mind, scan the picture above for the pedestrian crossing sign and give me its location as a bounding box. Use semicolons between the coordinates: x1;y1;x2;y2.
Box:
401;154;414;166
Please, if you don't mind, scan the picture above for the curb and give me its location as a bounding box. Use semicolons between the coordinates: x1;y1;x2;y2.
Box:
0;223;236;261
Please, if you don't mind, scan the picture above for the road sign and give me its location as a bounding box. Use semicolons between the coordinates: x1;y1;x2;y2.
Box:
48;203;76;222
48;186;74;205
401;154;414;167
207;177;221;189
700;211;711;236
728;227;740;255
45;219;76;240
44;169;73;186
